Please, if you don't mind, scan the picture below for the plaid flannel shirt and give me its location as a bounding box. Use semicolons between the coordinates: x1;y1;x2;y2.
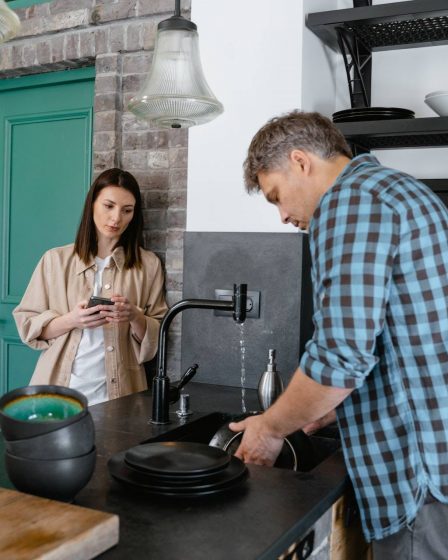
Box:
299;154;448;541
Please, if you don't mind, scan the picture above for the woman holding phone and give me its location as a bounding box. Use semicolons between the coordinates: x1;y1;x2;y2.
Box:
13;168;168;405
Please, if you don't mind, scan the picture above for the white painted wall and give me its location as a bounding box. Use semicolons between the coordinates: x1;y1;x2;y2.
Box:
187;0;448;232
187;0;303;232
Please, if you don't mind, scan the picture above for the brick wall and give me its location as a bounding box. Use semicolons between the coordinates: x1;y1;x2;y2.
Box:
0;0;191;378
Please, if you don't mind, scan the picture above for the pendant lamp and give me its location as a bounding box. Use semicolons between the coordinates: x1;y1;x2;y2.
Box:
0;0;21;44
128;0;223;129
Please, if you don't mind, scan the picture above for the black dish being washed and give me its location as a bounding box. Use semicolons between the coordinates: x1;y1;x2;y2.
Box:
208;412;314;471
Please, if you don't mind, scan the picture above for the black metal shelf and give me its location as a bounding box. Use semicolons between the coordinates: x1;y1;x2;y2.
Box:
420;179;448;190
308;2;448;154
335;117;448;151
421;179;448;206
306;0;448;52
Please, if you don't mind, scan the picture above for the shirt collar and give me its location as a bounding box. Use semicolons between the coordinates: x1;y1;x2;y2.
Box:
336;153;381;183
308;154;381;235
75;246;125;274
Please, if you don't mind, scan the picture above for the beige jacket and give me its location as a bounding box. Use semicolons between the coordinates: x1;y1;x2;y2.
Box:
13;244;168;399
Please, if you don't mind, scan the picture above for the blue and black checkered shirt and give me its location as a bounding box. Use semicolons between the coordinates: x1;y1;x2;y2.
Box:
300;154;448;541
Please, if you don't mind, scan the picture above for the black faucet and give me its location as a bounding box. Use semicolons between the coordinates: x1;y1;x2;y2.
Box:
151;283;248;424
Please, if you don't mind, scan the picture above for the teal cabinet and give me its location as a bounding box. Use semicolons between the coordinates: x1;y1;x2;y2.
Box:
0;67;95;393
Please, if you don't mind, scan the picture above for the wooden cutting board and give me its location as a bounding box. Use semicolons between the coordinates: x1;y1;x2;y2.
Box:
0;488;119;560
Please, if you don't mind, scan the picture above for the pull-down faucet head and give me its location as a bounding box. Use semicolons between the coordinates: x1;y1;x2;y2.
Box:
233;283;247;324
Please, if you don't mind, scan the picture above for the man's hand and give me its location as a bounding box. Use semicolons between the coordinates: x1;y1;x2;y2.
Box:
229;414;284;467
226;368;352;468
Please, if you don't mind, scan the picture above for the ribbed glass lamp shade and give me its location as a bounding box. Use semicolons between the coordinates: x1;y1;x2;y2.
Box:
128;25;223;129
0;0;21;44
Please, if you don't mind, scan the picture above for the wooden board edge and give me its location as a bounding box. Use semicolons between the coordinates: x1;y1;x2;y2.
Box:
41;514;119;560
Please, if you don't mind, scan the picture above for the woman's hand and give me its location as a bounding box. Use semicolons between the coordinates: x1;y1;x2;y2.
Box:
101;294;146;341
68;301;108;330
99;295;141;324
40;301;107;340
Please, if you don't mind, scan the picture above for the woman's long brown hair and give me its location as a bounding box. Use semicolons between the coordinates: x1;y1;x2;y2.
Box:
74;168;144;269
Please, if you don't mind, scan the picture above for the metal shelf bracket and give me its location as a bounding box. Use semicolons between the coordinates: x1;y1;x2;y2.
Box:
336;26;372;109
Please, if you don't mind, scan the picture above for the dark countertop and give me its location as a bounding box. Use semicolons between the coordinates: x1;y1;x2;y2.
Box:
0;383;348;560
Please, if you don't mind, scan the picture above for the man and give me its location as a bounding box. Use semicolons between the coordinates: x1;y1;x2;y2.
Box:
230;110;448;559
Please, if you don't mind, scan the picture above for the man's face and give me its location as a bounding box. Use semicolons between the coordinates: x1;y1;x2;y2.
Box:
258;155;320;231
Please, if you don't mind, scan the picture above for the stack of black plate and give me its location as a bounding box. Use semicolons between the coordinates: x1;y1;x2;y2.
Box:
332;107;415;123
108;441;248;497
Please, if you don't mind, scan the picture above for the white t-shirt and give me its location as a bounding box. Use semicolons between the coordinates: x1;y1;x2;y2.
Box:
69;256;111;405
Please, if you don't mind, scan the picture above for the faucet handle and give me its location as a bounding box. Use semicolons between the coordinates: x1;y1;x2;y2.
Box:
168;364;199;404
177;363;199;392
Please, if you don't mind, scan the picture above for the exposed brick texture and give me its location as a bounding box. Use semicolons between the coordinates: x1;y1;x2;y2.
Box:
0;0;193;378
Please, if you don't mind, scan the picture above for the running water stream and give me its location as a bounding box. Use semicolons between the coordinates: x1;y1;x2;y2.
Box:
239;323;247;413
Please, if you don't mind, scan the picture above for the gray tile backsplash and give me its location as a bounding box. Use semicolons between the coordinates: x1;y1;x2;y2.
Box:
181;232;313;391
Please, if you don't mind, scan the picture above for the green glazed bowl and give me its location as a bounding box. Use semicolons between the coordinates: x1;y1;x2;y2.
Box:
0;385;88;441
3;394;83;422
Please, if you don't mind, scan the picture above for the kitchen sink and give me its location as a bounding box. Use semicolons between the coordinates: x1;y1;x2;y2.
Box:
140;412;340;473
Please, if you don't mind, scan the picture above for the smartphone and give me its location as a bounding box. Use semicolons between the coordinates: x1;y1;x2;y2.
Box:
87;296;114;309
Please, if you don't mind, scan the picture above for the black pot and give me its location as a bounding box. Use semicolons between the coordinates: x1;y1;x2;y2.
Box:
209;412;315;471
0;385;88;441
5;447;97;501
4;412;95;460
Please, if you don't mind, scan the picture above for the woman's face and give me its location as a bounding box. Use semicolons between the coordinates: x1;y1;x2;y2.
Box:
93;186;136;243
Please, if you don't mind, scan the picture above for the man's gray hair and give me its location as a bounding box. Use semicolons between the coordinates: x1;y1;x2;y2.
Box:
243;110;352;192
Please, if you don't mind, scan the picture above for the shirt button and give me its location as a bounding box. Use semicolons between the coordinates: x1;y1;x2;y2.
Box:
106;346;114;352
111;378;116;383
104;283;111;289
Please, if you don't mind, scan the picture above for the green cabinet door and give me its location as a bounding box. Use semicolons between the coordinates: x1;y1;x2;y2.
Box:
0;67;95;394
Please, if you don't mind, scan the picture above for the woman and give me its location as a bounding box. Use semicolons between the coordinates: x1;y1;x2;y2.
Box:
13;168;168;405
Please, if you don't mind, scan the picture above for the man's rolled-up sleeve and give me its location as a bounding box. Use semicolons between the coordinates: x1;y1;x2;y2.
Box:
300;186;400;389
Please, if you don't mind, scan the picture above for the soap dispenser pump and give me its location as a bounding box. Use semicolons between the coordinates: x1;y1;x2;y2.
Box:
258;349;284;411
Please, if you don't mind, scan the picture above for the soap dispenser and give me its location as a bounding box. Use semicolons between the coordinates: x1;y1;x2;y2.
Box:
258;349;284;411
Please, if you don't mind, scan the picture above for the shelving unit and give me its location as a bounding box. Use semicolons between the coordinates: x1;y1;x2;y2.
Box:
307;0;448;169
307;0;448;52
336;116;448;151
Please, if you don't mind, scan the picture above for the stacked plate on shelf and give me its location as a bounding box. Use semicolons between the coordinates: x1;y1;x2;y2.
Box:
108;441;248;497
332;107;415;123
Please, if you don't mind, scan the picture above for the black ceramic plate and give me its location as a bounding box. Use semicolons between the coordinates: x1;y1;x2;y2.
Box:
333;113;415;123
332;107;414;123
108;451;248;497
124;441;231;477
123;463;228;487
333;107;414;117
123;456;231;483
